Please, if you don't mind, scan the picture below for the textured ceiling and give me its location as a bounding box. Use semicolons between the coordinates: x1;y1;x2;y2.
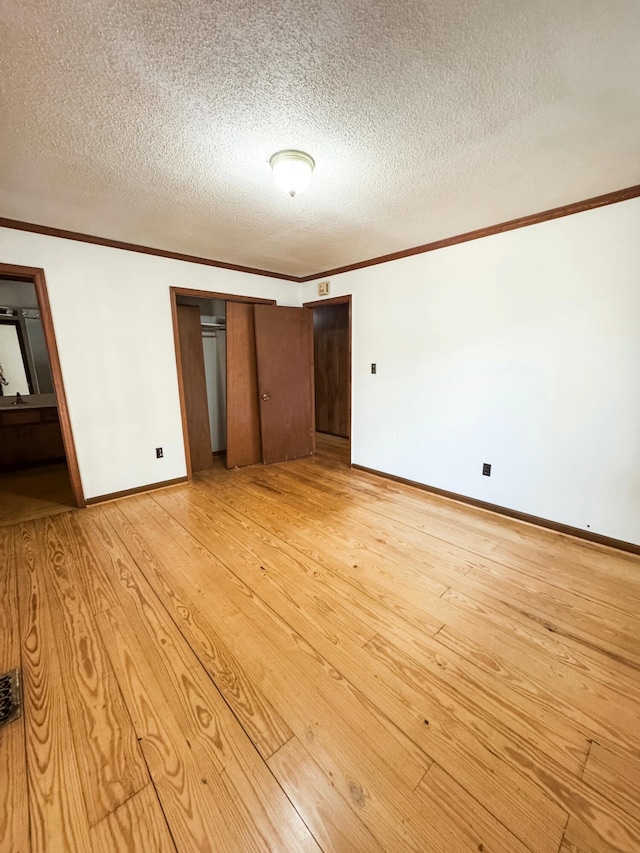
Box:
1;0;640;278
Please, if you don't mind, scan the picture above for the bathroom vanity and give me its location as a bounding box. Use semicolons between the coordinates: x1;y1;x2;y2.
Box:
0;402;65;468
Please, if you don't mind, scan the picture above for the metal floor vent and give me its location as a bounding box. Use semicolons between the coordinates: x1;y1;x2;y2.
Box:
0;669;21;727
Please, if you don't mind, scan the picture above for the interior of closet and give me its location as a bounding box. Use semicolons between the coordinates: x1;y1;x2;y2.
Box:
175;295;227;467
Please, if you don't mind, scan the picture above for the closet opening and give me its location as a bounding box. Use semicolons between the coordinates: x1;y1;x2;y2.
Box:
170;287;276;477
171;286;315;478
174;294;227;472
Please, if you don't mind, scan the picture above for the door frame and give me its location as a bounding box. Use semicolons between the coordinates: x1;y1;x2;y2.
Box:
169;286;275;480
303;294;352;463
0;262;86;507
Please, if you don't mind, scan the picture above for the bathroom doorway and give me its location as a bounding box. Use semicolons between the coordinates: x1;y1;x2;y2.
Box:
0;263;84;524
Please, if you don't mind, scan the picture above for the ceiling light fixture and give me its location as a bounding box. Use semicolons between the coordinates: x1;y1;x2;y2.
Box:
269;149;315;197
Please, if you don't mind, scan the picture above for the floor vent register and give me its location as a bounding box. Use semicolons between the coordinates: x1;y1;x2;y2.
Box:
0;669;22;727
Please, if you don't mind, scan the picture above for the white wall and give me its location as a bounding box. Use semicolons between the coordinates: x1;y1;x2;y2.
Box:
301;197;640;546
0;228;298;498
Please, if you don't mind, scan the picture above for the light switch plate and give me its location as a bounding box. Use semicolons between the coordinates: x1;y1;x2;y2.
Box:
318;280;330;296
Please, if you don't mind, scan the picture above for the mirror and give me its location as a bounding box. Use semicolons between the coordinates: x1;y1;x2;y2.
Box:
0;321;31;396
0;278;55;400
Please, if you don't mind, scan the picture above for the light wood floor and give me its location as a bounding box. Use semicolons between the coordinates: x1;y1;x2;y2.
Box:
0;463;75;527
2;434;640;852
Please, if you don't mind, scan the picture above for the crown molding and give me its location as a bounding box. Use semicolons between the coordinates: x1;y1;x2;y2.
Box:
2;182;640;284
297;182;640;281
0;217;298;281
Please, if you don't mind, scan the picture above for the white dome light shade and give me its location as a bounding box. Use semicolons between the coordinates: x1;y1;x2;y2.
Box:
269;150;315;197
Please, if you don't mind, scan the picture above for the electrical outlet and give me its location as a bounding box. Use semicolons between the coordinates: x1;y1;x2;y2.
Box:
482;463;491;476
156;447;164;459
371;363;377;374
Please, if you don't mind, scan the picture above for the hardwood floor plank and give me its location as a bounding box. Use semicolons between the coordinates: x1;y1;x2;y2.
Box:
309;475;640;676
363;632;640;851
1;526;23;668
236;474;463;595
560;814;631;853
441;586;640;710
278;456;640;651
380;609;590;774
582;742;640;816
5;434;640;852
119;505;466;851
435;623;640;757
357;631;567;851
194;460;624;767
268;736;387;853
189;472;591;777
149;486;433;789
0;464;74;528
160;473;640;852
102;500;293;761
0;525;30;853
300;456;640;611
188;478;447;638
185;477;446;645
0;719;29;853
414;762;531;853
97;605;244;852
149;487;566;852
54;511;123;616
85;511;321;852
258;462;485;577
16;522;92;851
37;514;148;826
90;784;176;852
459;567;640;666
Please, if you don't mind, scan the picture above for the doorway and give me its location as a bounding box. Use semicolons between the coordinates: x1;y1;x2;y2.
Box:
304;295;352;464
0;263;85;522
174;294;227;474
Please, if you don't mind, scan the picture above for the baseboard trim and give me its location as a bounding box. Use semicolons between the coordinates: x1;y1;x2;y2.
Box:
351;464;640;557
86;476;188;505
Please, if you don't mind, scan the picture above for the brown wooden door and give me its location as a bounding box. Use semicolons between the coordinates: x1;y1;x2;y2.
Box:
313;303;350;438
226;302;262;468
177;304;213;473
253;305;314;464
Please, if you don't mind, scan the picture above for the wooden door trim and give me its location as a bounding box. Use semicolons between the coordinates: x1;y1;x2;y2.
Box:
170;294;193;480
309;309;316;455
303;296;351;309
169;286;276;481
170;286;277;305
304;295;352;463
0;262;86;507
